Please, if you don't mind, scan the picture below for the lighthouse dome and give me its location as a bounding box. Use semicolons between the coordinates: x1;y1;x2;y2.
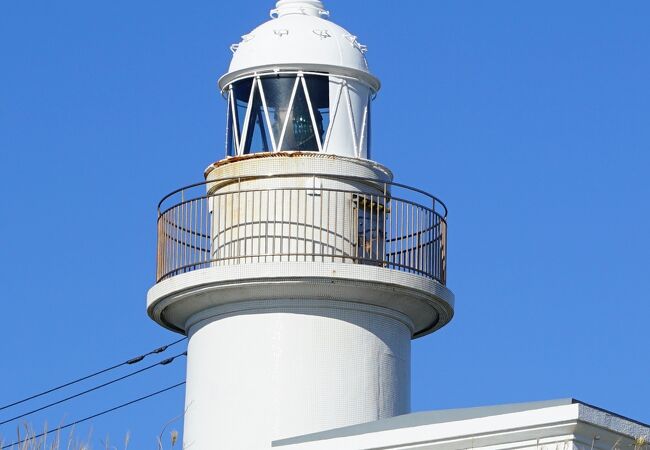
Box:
219;0;379;91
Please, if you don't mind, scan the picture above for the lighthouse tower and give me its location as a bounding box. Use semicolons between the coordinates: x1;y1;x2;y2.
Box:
146;1;454;448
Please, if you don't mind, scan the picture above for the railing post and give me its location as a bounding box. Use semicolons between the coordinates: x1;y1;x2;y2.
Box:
312;176;316;262
237;177;242;261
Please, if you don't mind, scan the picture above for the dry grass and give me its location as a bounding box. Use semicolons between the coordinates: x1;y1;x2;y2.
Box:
0;424;180;450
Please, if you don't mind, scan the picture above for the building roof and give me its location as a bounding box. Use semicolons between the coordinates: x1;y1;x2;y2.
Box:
273;399;650;449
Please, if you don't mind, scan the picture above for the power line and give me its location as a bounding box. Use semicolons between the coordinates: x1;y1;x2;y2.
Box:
0;382;186;450
0;337;186;413
0;352;186;426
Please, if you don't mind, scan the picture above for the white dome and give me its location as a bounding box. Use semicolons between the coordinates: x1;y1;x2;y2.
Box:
219;1;380;91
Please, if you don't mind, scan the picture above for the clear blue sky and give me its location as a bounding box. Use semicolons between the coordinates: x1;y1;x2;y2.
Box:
1;0;649;447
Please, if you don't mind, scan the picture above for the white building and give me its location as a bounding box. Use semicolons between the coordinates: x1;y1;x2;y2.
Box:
146;1;649;448
274;399;650;450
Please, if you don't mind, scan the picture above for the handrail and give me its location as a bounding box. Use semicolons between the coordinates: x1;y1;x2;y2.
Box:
157;173;448;218
159;186;443;219
155;174;448;285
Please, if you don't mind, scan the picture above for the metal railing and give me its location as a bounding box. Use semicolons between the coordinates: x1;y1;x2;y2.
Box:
156;174;448;285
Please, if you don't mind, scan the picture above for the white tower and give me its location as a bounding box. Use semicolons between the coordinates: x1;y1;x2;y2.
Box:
147;1;454;448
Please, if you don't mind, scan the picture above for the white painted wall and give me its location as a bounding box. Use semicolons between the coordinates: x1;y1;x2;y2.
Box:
182;300;411;449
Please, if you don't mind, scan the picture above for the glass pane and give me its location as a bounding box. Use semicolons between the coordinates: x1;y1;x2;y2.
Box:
244;102;273;154
231;74;332;153
260;75;297;149
283;85;318;151
232;78;254;145
304;75;330;148
231;78;274;155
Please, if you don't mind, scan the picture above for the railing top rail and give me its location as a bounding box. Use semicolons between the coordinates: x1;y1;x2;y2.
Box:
158;186;445;221
157;173;448;218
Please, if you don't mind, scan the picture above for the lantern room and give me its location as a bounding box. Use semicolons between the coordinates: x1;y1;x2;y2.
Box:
218;0;380;159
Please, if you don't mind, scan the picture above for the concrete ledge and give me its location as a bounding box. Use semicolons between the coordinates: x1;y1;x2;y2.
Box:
147;262;454;338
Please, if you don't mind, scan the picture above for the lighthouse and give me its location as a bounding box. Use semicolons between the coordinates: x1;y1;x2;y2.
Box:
147;1;454;448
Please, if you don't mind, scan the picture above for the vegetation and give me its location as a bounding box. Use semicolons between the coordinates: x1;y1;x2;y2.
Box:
0;424;179;450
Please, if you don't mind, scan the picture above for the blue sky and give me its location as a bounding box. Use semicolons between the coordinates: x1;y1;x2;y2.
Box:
1;0;649;447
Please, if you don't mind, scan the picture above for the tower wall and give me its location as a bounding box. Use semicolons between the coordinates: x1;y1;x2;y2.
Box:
183;300;411;449
205;154;391;266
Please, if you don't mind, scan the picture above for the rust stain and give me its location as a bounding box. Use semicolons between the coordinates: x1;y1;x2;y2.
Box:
204;151;339;178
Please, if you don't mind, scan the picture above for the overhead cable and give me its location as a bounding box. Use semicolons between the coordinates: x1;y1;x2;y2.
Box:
0;337;186;412
0;381;186;450
0;352;186;426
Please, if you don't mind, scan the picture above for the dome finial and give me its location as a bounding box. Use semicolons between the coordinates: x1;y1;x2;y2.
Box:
272;0;328;18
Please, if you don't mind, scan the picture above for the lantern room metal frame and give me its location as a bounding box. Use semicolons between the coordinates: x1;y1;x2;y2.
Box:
223;70;373;158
